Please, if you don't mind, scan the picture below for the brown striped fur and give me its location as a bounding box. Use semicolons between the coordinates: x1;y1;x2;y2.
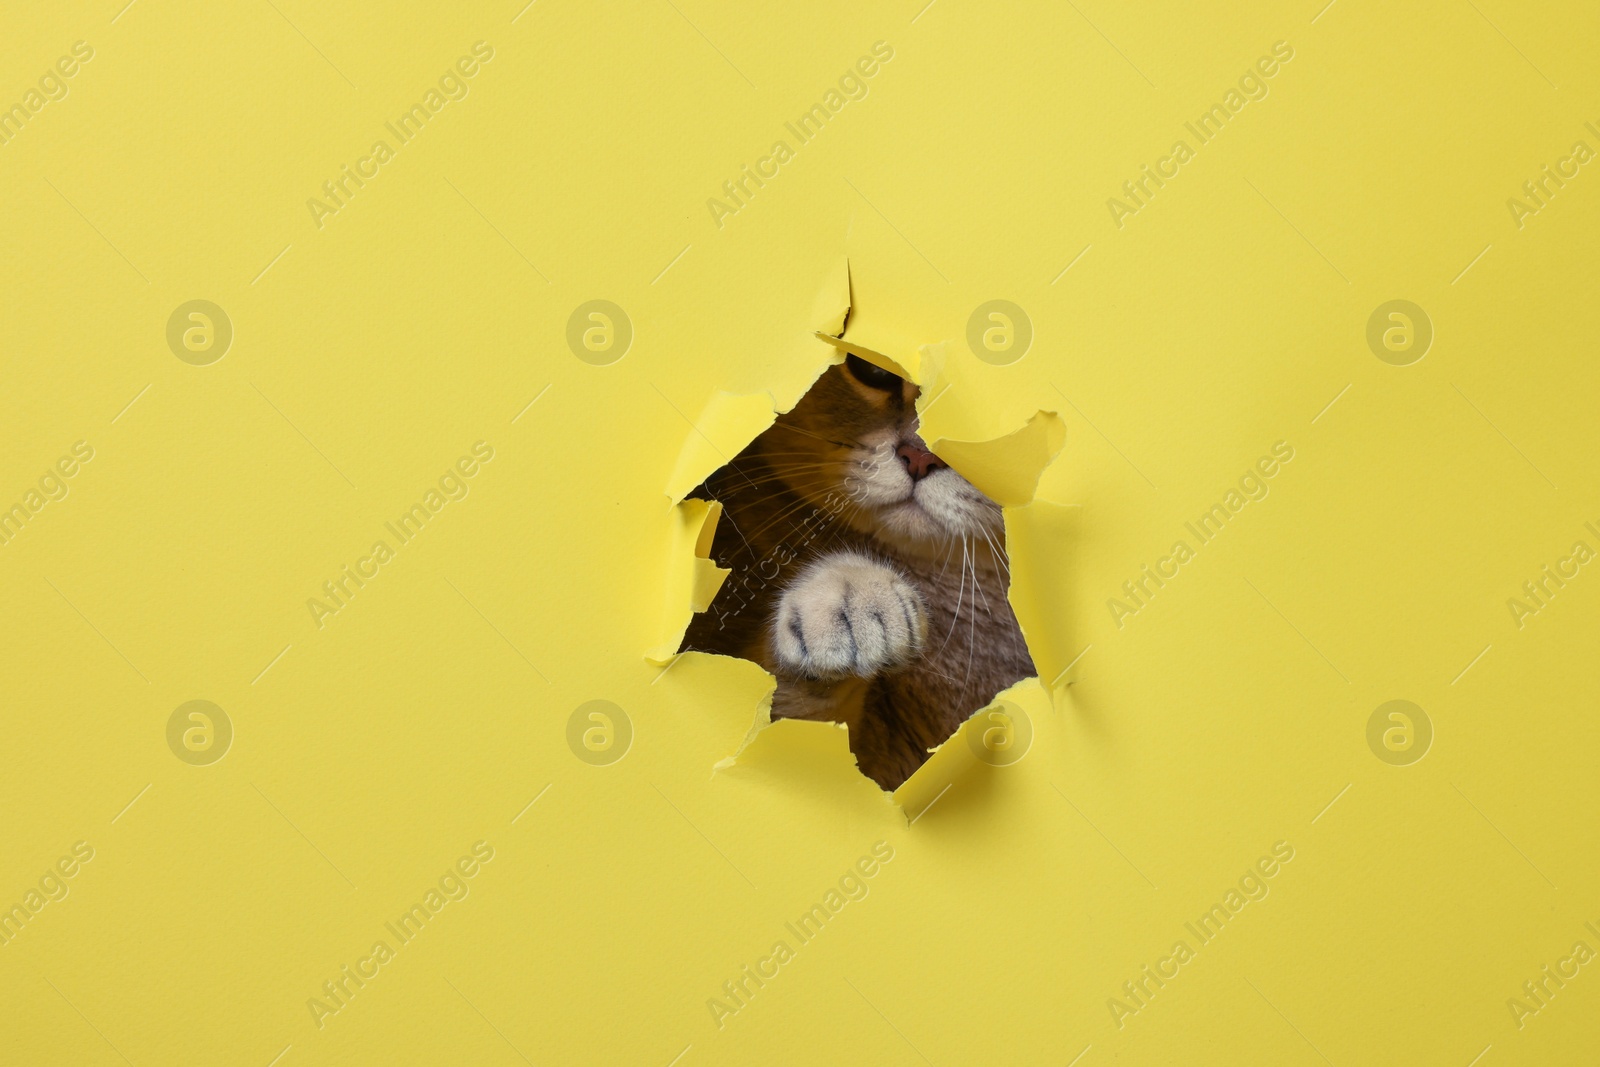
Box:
680;356;1034;789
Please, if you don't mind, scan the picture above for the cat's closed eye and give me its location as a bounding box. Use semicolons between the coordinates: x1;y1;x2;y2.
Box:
844;353;902;392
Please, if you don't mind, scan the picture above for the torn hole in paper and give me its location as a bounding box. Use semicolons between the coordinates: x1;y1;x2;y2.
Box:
653;262;1072;798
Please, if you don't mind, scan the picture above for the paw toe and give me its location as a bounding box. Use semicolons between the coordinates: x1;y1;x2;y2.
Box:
771;555;926;677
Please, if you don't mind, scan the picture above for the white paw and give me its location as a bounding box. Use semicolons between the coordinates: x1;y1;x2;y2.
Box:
771;552;927;678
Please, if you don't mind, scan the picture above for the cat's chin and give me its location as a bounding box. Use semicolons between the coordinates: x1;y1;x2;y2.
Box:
866;498;992;556
876;499;948;542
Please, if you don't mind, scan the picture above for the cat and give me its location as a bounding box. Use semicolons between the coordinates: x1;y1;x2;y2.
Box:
680;353;1035;790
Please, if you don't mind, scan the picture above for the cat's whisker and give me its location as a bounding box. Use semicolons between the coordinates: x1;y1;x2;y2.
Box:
932;535;960;584
977;526;1011;578
684;363;1035;790
712;502;758;558
718;469;833;494
737;504;830;551
929;535;971;661
765;423;860;449
738;492;844;547
970;550;994;616
964;534;983;614
729;457;839;474
747;452;852;463
713;463;843;499
963;542;981;692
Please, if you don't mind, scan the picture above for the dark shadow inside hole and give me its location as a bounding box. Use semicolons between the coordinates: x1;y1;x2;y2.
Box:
678;354;1035;791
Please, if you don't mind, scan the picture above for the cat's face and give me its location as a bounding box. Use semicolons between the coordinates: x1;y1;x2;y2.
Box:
756;354;1002;553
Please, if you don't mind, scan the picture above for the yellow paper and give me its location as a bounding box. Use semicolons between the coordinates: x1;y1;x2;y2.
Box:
4;3;1598;1065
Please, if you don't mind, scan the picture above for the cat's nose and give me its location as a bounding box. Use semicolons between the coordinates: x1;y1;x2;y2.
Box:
896;442;947;481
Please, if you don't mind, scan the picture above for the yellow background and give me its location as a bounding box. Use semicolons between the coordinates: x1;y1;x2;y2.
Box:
3;1;1599;1064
